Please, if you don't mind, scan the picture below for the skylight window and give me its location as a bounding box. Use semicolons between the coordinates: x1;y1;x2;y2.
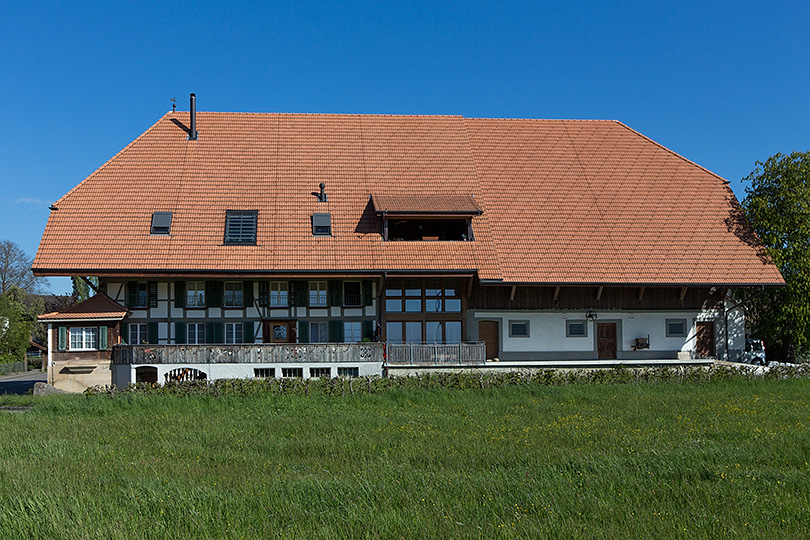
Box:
150;212;172;235
312;213;332;236
224;210;258;244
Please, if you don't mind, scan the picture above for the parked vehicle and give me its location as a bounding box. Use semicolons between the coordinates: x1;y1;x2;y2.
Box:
742;339;766;365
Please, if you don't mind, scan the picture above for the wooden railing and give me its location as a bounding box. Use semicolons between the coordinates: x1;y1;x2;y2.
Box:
113;343;383;365
385;343;486;365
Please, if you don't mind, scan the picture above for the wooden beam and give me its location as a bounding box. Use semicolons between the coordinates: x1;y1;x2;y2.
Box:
679;287;688;301
638;286;646;301
553;286;561;302
596;286;603;301
82;276;100;293
510;286;516;301
467;277;474;300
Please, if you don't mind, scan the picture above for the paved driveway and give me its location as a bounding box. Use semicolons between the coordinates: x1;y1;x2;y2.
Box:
0;371;47;395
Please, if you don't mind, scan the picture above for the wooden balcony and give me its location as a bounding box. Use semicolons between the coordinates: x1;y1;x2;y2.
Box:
384;342;486;366
112;343;384;365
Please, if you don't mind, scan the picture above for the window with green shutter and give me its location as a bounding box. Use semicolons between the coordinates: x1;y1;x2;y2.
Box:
362;280;373;306
99;326;108;350
147;322;159;344
175;322;186;345
328;320;344;342
206;281;223;308
148;282;158;308
243;321;255;344
58;326;67;351
174;282;185;308
298;321;310;343
243;281;254;308
258;281;270;307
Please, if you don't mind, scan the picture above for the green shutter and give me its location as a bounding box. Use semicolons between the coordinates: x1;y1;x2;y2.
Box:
175;322;186;345
258;281;270;307
148;281;158;308
298;321;310;343
243;281;254;308
206;322;224;344
58;326;67;351
290;280;308;307
121;323;129;345
329;320;344;343
99;326;108;350
174;282;185;308
243;321;255;344
362;320;375;340
362;280;373;306
147;322;159;344
328;280;343;307
127;282;137;308
206;281;223;308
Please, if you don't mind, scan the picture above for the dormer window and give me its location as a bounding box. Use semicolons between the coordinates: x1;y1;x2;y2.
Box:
312;213;332;236
150;212;172;235
224;210;258;244
371;193;481;241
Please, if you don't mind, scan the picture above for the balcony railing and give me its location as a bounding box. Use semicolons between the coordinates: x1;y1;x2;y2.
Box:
385;342;486;365
113;343;383;365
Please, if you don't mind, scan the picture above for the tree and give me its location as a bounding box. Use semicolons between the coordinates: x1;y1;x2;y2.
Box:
0;240;48;295
72;276;99;302
0;286;34;363
741;151;810;363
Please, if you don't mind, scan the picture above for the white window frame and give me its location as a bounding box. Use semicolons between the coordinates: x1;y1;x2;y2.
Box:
309;281;327;307
344;321;362;343
225;322;243;344
187;323;206;344
70;327;98;350
186;282;206;308
224;282;243;307
270;281;288;307
129;323;148;345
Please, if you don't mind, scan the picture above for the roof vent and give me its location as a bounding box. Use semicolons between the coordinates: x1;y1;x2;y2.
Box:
318;182;327;202
312;213;332;236
188;93;198;141
150;212;173;235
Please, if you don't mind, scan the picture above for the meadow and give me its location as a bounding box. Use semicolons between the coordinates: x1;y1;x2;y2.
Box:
0;374;808;539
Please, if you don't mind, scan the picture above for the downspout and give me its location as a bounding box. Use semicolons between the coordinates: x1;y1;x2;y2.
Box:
47;323;53;383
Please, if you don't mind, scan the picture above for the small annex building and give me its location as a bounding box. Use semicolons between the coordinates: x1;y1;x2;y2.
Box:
34;95;784;391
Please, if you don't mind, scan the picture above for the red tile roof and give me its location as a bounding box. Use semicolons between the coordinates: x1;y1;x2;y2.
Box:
32;111;784;286
371;193;482;215
38;293;129;321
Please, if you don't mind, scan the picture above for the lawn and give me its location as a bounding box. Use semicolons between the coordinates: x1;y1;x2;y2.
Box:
1;377;808;539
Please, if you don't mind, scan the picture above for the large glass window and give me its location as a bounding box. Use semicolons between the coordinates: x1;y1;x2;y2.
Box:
187;323;206;344
224;282;243;307
186;282;205;307
310;322;328;343
225;322;243;344
129;323;148;345
270;282;288;307
386;278;461;313
344;322;362;342
386;322;403;343
70;327;98;350
309;281;327;307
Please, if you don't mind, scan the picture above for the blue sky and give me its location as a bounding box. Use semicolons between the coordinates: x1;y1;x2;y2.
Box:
2;0;809;294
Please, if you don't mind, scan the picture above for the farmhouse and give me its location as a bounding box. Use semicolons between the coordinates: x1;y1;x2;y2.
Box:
34;95;783;391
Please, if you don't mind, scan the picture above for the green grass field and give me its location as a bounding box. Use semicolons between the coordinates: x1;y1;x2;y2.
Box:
1;378;808;539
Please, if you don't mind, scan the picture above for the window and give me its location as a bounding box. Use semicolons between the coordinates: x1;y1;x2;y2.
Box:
186;282;205;307
150;211;172;235
224;282;243;307
129;323;148;345
224;210;258;244
387;218;470;241
666;319;687;337
344;322;362;342
309;281;327;307
225;322;243;344
134;283;148;308
337;367;359;378
312;213;332;236
566;320;587;337
386;278;461;313
310;367;331;378
270;282;288;307
282;367;303;378
509;320;530;338
254;368;274;378
70;327;98;350
344;282;362;307
310;322;328;343
187;323;206;344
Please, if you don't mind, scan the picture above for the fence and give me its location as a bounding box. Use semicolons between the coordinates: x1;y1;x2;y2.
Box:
113;343;384;365
385;343;486;365
0;361;27;376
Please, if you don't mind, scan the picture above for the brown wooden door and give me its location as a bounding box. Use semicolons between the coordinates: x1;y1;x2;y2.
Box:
696;322;715;357
479;321;499;360
263;321;294;343
597;323;617;359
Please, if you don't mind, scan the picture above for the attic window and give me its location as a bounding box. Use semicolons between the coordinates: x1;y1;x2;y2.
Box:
224;210;258;244
312;213;332;236
150;212;172;235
